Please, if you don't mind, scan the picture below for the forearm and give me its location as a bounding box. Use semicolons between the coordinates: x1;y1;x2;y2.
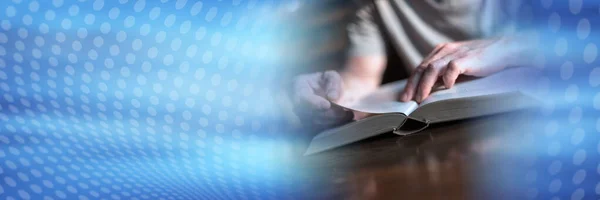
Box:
339;55;387;91
502;31;540;68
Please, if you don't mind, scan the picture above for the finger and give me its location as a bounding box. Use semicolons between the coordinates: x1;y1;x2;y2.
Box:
322;107;353;120
433;47;470;88
421;44;447;65
306;72;325;94
322;70;343;101
313;108;353;125
442;60;464;89
402;44;458;102
294;76;330;110
460;52;506;77
420;43;458;68
400;67;424;102
297;92;331;110
414;63;443;102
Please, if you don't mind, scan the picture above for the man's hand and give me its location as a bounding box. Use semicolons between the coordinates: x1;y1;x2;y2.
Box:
292;70;353;126
400;37;530;103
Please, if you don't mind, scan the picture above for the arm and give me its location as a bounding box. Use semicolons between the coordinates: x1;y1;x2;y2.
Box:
290;2;388;126
338;2;388;104
337;55;387;104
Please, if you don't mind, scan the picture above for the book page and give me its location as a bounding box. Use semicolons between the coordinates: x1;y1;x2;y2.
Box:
420;67;538;106
335;80;419;115
335;67;537;115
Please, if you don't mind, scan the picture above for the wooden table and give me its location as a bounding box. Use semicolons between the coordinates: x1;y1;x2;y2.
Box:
293;111;537;199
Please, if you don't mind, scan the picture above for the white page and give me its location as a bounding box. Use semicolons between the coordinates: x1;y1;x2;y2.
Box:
420;67;537;106
335;67;537;114
335;80;419;114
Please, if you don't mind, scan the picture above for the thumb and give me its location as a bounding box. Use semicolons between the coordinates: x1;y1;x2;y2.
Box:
463;56;506;77
322;70;343;101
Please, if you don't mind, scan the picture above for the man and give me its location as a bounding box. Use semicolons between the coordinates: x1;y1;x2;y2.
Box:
293;0;535;126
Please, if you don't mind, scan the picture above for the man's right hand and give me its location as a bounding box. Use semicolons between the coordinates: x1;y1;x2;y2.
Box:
292;70;353;126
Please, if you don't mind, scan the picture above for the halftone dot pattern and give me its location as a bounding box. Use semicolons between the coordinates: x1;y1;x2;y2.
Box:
526;0;600;199
0;0;295;199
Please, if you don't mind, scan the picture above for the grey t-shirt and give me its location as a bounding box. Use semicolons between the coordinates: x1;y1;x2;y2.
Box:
347;0;519;71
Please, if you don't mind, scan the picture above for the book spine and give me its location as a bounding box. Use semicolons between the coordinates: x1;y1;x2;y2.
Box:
392;117;430;136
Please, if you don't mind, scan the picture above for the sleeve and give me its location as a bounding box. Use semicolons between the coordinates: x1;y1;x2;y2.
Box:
480;0;523;37
346;3;387;57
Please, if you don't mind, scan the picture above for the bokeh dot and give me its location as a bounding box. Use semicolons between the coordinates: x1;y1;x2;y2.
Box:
68;5;79;16
170;38;182;51
571;128;585;145
29;1;40;12
163;55;174;66
549;179;561;193
77;28;88;38
191;2;203;16
560;61;574;80
548;12;561;32
93;0;105;11
186;45;198;57
540;0;552;8
196;27;207;40
6;6;17;18
554;38;568;56
45;10;56;20
576;18;590;39
572;169;586;184
564;84;578;102
571;188;584;200
132;39;142;51
568;106;582;124
206;7;218;22
202;51;213;64
596;118;600;133
569;0;583;14
108;7;120;19
572;149;586;165
164;14;176;27
124;16;136;28
140;24;151;36
589;68;600;86
116;31;127;42
155;31;166;43
548;142;560;156
100;22;111;34
583;43;597;64
53;0;64;7
593;93;600;110
84;14;95;25
134;0;146;12
149;7;160;20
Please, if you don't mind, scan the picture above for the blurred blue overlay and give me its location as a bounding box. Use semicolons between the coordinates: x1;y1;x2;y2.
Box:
522;0;600;199
0;0;299;199
2;0;600;199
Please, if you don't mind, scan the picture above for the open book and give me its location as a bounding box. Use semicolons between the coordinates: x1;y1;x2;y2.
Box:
305;67;540;155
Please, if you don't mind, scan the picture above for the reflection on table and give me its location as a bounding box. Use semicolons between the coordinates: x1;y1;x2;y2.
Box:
296;111;537;199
